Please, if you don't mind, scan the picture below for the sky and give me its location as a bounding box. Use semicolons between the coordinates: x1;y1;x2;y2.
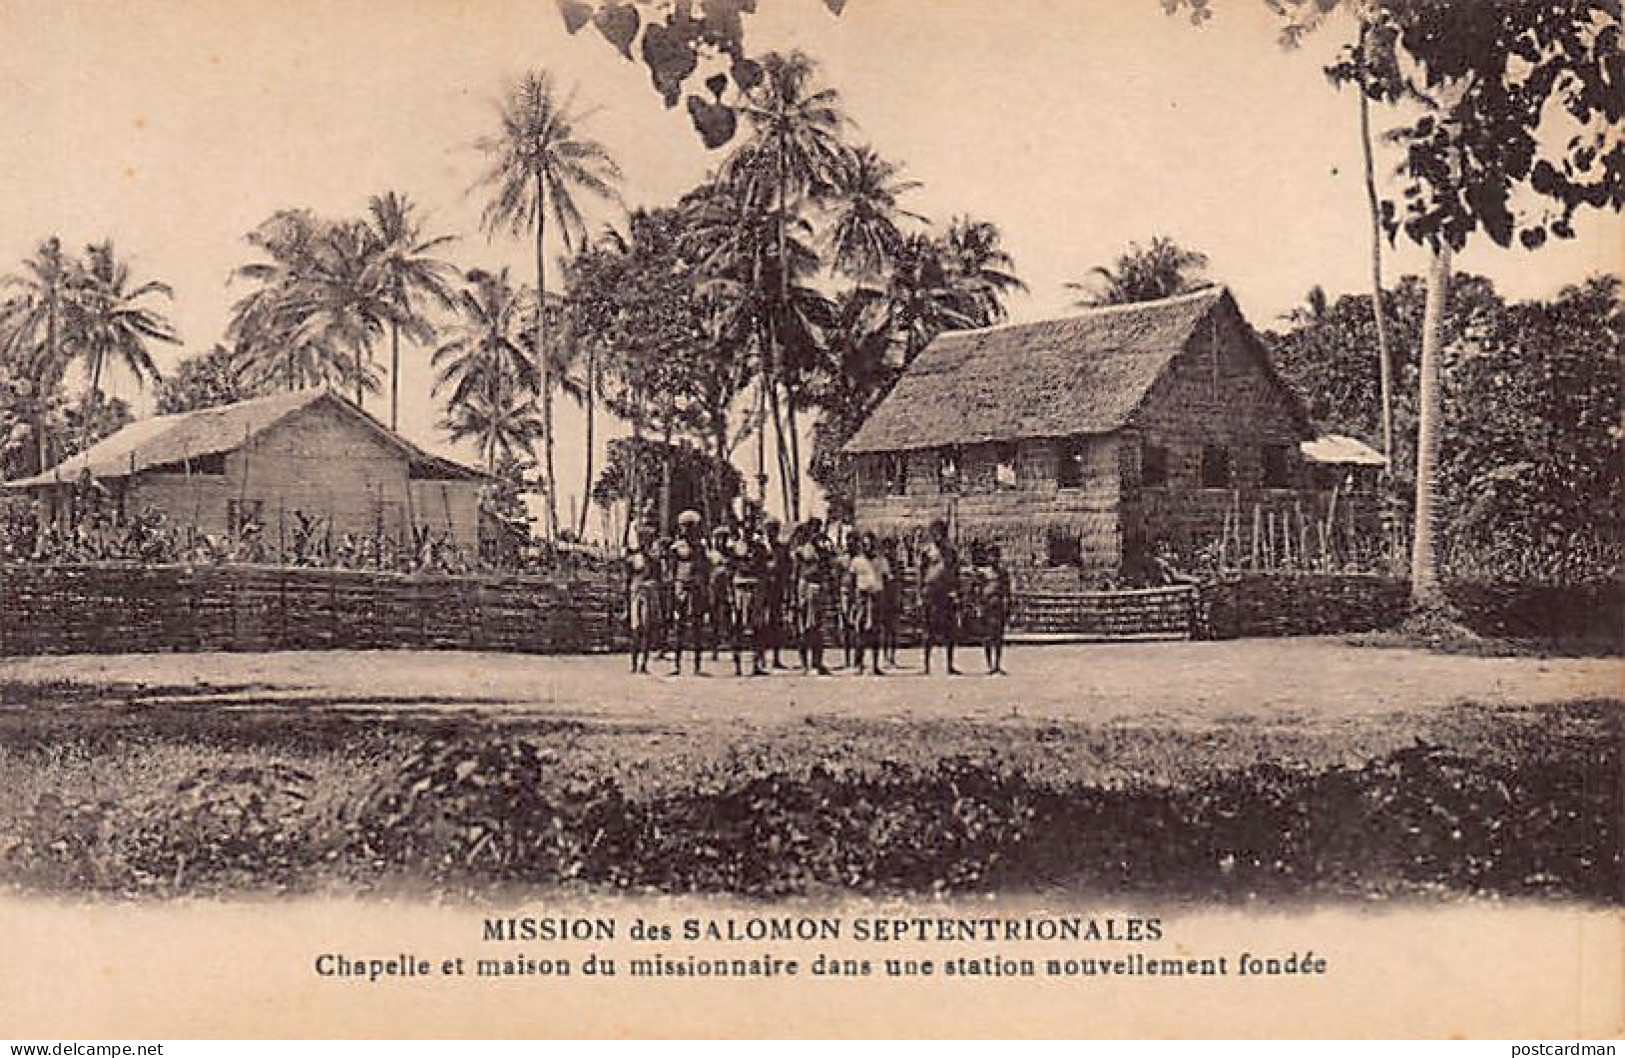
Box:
2;0;1620;528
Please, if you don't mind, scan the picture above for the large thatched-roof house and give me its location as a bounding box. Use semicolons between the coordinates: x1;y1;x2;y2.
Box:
843;287;1379;583
2;388;484;547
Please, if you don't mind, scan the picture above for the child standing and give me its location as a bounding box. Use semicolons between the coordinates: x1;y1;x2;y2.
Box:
624;528;662;675
876;536;899;667
977;542;1011;675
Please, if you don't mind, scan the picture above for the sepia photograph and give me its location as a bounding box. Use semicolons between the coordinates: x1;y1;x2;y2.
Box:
0;0;1620;1041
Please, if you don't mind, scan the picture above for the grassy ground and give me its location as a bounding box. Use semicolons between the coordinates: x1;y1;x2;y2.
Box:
0;640;1618;902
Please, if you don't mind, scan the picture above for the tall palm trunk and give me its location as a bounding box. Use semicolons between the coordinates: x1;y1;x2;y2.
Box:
714;412;730;524
37;297;61;474
577;342;595;540
626;386;644;547
534;193;558;539
389;322;402;430
785;382;802;524
761;331;794;522
755;368;768;508
1358;22;1396;471
773;139;802;524
660;412;673;535
1410;243;1451;606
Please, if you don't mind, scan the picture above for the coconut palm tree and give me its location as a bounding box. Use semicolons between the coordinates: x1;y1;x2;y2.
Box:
1067;236;1212;307
472;69;622;538
433;268;548;478
0;238;102;473
940;216;1027;327
365;191;457;430
69;240;180;400
227;210;381;397
441;379;545;477
541;260;601;539
298;219;391;408
688;169;832;520
1;239;75;471
883;232;978;366
431;267;537;417
725;50;849;522
825;145;922;283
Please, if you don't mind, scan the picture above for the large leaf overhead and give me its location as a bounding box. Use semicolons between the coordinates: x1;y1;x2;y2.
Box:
555;0;849;147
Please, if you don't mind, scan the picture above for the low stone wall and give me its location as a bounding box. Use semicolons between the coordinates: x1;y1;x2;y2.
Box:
1200;573;1411;639
0;564;627;656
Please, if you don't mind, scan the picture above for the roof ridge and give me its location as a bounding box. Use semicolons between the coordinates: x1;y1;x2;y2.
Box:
153;385;323;423
934;285;1228;341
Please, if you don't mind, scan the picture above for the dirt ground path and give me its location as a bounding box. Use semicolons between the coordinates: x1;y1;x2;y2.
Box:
2;639;1617;731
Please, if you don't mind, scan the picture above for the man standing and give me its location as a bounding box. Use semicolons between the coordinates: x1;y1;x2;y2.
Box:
793;518;834;676
760;517;791;669
706;524;733;661
850;532;885;676
920;517;961;676
728;516;769;677
666;509;709;676
623;520;662;675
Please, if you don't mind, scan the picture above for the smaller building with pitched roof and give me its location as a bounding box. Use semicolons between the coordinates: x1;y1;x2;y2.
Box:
843;287;1379;583
2;388;484;549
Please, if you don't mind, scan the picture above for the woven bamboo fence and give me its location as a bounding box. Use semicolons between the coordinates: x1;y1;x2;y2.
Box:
1011;585;1197;638
6;565;1509;656
0;564;626;656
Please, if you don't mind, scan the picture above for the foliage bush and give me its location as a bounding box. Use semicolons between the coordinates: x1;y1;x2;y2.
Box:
5;716;1617;902
344;740;635;884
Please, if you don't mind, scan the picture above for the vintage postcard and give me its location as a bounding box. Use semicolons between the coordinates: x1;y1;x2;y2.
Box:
0;0;1620;1041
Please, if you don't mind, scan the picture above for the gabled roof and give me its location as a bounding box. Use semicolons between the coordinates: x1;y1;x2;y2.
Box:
844;287;1300;455
2;388;481;488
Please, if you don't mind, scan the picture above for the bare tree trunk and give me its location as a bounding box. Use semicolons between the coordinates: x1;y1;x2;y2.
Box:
535;196;558;539
755;356;769;508
660;416;673;535
764;370;793;524
39;299;60;474
715;413;730;525
626;387;644;546
389;322;401;430
1410;243;1451;606
785;382;802;524
32;412;47;477
772;140;801;524
578;342;595;540
1358;22;1396;471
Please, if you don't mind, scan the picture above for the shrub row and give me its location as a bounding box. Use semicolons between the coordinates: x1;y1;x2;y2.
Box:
5;732;1618;903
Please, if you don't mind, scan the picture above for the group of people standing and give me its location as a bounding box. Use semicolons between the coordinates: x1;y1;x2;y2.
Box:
623;512;1011;678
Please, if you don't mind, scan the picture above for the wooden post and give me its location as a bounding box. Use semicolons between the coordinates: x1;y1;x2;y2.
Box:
237;423;252;535
1251;504;1262;569
372;482;382;570
1296;502;1308;572
402;461;416;568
